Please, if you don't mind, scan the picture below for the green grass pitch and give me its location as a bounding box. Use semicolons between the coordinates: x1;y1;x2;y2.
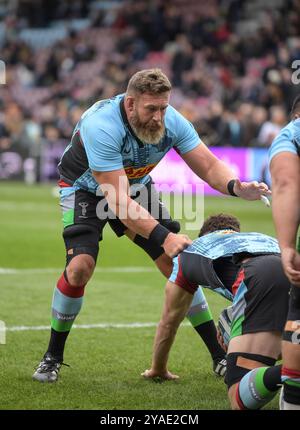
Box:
0;182;279;410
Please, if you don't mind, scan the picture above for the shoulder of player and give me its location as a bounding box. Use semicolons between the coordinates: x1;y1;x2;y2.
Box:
269;120;297;158
80;99;125;140
165;104;186;121
272;121;294;145
164;104;191;133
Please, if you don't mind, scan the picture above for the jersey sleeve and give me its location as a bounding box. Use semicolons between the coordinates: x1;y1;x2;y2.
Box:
80;115;124;172
170;108;201;154
269;123;297;164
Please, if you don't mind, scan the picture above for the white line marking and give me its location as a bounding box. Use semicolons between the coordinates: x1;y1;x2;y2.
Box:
0;267;157;275
6;322;190;332
1;267;190;332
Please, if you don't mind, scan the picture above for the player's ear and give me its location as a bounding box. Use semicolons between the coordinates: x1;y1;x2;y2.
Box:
125;95;135;113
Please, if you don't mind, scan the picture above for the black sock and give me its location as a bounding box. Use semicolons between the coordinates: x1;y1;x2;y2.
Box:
46;328;69;361
263;364;282;391
194;320;226;361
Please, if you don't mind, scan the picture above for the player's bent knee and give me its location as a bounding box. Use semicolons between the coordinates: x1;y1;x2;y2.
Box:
66;254;95;287
226;352;278;410
225;352;276;388
228;383;240;410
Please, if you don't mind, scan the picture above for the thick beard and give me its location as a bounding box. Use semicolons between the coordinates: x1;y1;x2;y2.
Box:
130;112;165;145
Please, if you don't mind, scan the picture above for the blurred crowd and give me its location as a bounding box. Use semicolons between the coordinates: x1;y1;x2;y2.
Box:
0;0;300;157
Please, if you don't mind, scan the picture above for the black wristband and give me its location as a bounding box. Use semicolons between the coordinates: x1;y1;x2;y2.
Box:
227;179;238;197
149;224;171;247
165;220;181;234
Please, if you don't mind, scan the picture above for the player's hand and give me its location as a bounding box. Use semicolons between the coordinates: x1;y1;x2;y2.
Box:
141;368;179;381
233;179;271;201
216;328;228;352
281;247;300;286
162;233;192;258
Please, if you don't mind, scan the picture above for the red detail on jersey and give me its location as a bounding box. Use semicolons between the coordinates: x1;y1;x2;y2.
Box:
57;273;85;298
174;255;198;294
282;367;300;378
124;163;157;179
58;179;71;188
232;268;245;297
76;130;83;146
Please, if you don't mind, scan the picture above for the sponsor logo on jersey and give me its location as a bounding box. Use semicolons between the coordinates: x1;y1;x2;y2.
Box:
124;163;157;179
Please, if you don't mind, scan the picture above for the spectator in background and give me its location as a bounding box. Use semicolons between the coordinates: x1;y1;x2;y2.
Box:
258;106;287;147
171;34;194;87
249;106;268;146
1;0;299;156
0;125;12;151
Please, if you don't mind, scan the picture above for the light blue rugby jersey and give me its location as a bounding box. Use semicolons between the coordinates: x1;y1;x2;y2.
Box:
184;230;280;259
269;118;300;163
61;94;201;194
170;230;280;301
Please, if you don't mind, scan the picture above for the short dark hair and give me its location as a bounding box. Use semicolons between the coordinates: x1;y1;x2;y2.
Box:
199;213;241;237
291;94;300;117
126;68;172;96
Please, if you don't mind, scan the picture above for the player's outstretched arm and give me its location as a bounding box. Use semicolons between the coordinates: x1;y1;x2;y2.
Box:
181;144;271;200
142;280;193;380
92;169;191;258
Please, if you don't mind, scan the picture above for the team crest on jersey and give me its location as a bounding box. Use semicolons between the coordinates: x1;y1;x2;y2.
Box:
78;202;89;218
